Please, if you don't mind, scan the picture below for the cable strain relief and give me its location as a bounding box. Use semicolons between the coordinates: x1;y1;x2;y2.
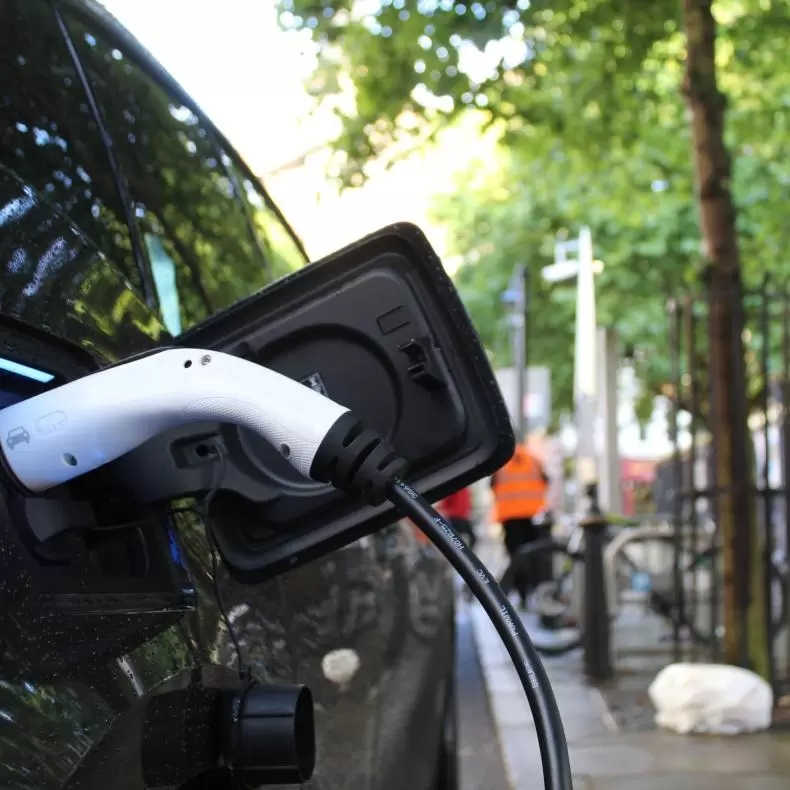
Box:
309;412;408;506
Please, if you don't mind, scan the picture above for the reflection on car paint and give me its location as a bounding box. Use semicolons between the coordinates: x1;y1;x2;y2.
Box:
0;167;168;362
0;1;457;786
0;4;146;293
321;648;362;686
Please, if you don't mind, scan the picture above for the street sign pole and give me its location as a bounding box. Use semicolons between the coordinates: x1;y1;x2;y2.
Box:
544;228;611;678
574;226;598;498
543;226;603;514
502;266;530;440
523;264;531;437
510;266;527;440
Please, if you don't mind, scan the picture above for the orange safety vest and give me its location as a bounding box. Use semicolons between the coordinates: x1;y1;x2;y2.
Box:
492;445;548;522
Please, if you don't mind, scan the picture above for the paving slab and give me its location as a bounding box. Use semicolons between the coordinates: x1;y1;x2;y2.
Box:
589;774;790;790
469;528;790;789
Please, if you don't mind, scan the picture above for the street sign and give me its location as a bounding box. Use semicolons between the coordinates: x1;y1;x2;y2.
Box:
523;393;544;419
542;259;604;283
557;239;580;253
495;366;552;431
502;268;526;305
541;260;581;283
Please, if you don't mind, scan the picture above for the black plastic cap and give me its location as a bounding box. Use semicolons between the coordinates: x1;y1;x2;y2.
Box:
310;412;408;505
222;682;315;788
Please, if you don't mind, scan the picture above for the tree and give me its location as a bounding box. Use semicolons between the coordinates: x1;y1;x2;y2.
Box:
434;113;786;428
282;0;790;676
432;132;699;426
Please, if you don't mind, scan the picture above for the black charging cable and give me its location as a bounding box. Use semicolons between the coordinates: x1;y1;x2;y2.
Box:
387;479;573;790
310;412;574;790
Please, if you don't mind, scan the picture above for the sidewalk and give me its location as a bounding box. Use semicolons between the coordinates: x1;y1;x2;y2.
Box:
468;529;790;789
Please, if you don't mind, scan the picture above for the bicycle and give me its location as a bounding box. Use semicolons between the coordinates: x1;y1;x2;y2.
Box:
499;517;789;656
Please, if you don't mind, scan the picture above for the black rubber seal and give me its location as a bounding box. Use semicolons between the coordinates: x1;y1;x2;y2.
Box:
310;412;408;506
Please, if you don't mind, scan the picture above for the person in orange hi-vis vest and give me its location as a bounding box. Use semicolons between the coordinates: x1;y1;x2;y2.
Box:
491;442;550;608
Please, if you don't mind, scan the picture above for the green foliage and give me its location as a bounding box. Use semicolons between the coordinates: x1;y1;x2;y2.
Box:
435;134;696;419
281;0;683;181
282;0;790;422
282;0;790;182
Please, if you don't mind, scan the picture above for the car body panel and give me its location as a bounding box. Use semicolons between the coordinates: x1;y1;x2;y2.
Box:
0;2;455;789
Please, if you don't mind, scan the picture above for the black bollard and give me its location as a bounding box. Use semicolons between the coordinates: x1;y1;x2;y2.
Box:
581;482;613;684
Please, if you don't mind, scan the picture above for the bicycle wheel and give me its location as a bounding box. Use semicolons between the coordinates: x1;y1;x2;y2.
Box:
616;537;789;644
613;535;718;648
499;538;583;656
681;543;789;641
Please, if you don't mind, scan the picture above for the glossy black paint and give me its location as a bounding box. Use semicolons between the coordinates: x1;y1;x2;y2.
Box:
0;166;167;362
0;1;455;789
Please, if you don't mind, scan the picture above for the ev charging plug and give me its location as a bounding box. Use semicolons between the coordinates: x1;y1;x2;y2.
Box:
0;348;405;499
0;346;572;790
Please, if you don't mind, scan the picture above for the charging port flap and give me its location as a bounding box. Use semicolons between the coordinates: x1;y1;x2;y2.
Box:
111;223;514;582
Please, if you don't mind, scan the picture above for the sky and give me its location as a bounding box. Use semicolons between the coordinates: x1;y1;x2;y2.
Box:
100;0;321;175
98;0;491;262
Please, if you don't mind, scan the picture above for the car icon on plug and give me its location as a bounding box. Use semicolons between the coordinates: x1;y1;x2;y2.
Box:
6;426;30;450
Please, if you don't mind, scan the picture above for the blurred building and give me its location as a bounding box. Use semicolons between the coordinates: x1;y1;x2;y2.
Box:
620;458;658;517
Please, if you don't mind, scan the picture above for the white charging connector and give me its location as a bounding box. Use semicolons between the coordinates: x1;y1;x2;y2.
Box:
0;348;349;493
0;345;573;790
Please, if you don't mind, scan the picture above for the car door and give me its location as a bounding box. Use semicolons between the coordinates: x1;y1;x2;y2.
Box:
1;2;454;789
57;3;404;789
0;4;264;788
370;520;456;790
0;3;331;789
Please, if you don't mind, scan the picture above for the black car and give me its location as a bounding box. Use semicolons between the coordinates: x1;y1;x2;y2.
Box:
0;1;458;788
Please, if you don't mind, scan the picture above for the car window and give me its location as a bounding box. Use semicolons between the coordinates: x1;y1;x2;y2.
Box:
66;16;301;333
0;0;144;293
145;234;183;336
232;167;308;279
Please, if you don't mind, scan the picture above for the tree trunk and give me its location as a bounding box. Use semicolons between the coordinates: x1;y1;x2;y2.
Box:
681;0;769;677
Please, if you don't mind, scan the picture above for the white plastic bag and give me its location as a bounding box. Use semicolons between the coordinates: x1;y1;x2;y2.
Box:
648;662;773;735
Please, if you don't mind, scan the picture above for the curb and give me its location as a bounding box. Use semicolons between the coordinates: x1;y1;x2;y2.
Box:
466;600;517;790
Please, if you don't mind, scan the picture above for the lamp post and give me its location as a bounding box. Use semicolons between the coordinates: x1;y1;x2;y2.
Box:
542;227;603;513
501;265;530;439
542;227;612;683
